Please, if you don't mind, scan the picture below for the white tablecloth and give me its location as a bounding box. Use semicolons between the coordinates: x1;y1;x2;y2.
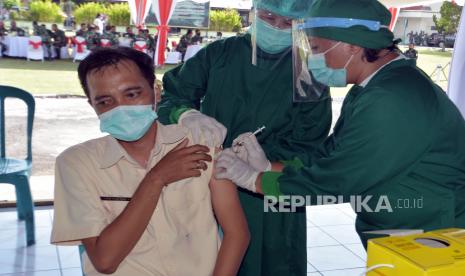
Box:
4;36;29;57
3;36;59;58
184;44;202;61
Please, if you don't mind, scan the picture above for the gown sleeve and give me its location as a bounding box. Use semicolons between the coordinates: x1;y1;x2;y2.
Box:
262;94;332;164
263;87;433;202
158;41;225;124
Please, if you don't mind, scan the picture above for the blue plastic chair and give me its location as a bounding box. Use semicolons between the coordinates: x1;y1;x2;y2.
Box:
0;85;35;246
79;244;86;275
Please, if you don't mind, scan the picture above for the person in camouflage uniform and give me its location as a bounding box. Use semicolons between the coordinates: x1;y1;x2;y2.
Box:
100;25;118;47
75;23;87;38
85;25;100;50
32;21;52;60
131;28;152;53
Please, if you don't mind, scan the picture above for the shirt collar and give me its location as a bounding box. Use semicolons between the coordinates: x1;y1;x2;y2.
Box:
99;122;188;169
359;55;405;88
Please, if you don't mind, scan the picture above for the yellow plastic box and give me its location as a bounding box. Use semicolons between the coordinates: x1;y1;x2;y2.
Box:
367;228;465;276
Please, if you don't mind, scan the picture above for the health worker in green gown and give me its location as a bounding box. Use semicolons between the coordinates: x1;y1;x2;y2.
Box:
158;0;332;275
215;0;465;250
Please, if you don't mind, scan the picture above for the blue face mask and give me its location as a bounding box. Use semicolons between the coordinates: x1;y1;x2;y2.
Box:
252;18;292;54
308;42;354;87
99;104;158;142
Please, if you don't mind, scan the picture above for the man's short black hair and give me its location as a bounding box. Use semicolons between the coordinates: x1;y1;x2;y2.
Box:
78;47;155;99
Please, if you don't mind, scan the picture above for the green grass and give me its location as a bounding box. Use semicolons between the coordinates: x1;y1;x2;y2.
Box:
0;58;177;95
418;50;453;58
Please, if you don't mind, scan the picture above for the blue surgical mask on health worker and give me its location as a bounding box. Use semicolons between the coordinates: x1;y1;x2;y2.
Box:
308;42;354;87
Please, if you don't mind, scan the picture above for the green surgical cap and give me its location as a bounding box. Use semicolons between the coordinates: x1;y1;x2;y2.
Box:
253;0;314;19
307;0;395;49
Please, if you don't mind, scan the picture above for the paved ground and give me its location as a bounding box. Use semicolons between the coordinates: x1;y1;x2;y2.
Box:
5;97;102;176
5;97;344;176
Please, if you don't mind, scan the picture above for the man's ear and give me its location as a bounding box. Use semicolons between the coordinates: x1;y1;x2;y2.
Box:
154;80;162;103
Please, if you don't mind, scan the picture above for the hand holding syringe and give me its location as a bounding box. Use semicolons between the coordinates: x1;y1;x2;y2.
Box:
233;126;266;147
230;125;271;172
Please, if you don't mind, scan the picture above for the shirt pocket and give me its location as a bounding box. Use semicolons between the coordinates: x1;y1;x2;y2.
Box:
101;198;131;222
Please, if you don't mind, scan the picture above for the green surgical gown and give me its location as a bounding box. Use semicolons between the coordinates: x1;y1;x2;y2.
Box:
263;58;465;248
159;34;332;276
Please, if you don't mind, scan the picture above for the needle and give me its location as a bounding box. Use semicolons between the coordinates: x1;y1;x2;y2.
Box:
234;126;266;147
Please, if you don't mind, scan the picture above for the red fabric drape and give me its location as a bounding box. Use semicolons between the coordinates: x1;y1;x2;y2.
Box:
134;43;147;52
73;38;87;53
29;41;42;49
389;7;399;31
156;0;174;65
135;0;148;28
101;41;111;47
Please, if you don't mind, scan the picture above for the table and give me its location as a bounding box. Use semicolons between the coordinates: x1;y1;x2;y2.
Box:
3;36;59;59
184;44;202;61
4;36;29;58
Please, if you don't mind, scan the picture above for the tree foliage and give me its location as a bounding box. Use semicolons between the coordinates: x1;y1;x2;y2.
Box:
28;0;64;23
74;2;130;26
2;0;21;10
106;3;130;27
74;2;106;25
209;9;242;32
433;1;462;34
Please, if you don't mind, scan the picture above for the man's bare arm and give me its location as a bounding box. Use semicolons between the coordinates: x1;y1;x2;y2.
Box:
210;172;250;276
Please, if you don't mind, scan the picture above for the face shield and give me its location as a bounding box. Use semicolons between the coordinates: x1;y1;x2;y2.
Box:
291;18;329;102
250;8;294;69
292;17;389;102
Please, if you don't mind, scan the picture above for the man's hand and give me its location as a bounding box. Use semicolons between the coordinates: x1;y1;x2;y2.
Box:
179;110;227;147
232;133;271;172
215;149;260;193
150;139;212;186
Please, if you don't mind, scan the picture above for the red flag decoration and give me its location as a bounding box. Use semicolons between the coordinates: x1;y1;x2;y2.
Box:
128;0;152;29
388;7;399;30
153;0;177;66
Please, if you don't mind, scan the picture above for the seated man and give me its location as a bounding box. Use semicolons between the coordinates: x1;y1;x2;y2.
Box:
100;25;118;47
51;24;66;59
75;23;87;38
123;26;135;39
9;20;25;36
404;43;418;60
176;29;193;61
51;47;250;276
85;25;100;50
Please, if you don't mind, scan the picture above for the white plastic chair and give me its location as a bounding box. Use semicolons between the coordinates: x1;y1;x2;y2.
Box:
165;51;182;64
118;37;132;47
60;46;70;59
27;36;44;62
73;36;90;62
133;41;148;53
